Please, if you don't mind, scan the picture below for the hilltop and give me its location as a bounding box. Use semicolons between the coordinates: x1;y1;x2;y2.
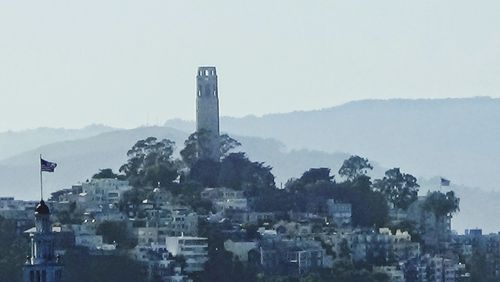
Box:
167;97;500;191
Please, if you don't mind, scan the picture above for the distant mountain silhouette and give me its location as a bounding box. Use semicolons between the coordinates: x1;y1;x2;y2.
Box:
0;126;353;201
167;97;500;192
1;97;500;232
0;124;116;160
0;126;186;200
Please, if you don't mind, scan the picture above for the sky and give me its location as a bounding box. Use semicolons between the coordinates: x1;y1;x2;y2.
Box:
0;0;499;132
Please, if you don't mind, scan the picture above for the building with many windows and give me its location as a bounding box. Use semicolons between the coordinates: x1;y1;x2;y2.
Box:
165;236;208;273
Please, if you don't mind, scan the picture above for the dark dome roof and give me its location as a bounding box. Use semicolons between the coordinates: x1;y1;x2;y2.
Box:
35;200;50;215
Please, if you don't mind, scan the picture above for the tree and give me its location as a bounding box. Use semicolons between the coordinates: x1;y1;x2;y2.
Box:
92;168;125;180
299;168;334;185
188;159;221;187
338;155;373;181
218;152;275;196
423;191;460;217
285;168;334;195
334;176;389;227
118;186;151;216
373;168;419;210
119;137;178;187
180;130;241;168
219;133;242;158
96;221;136;249
55;202;83;225
63;248;146;282
0;216;29;282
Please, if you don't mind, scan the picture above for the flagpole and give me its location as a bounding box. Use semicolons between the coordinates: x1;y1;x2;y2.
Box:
40;154;43;200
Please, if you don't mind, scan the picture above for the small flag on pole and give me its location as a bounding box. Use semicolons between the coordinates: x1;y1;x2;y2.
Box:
41;158;57;172
440;177;450;186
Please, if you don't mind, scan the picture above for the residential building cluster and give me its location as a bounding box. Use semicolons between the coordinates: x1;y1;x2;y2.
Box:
8;176;496;282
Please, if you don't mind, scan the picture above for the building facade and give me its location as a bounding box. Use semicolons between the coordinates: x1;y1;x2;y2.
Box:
166;236;208;273
23;200;63;282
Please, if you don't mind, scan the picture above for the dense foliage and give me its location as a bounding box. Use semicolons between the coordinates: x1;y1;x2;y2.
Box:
338;155;373;181
180;129;241;168
194;221;257;282
0;216;29;282
373;168;419;210
59;136;457;281
256;161;389;228
119;137;179;188
96;221;136;249
423;191;460;217
63;248;146;282
92;168;125;180
118;133;274;214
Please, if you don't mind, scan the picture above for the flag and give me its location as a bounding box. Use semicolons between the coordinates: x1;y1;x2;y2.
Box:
440;177;450;186
41;158;57;172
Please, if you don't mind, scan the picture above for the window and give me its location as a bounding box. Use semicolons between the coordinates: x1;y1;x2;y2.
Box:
55;270;62;282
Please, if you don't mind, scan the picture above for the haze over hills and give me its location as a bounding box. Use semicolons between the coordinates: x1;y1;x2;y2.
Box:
0;126;186;200
166;97;500;192
1;97;500;232
0;126;353;201
0;124;116;160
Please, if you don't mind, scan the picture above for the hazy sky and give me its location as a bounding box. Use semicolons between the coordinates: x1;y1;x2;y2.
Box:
0;0;499;132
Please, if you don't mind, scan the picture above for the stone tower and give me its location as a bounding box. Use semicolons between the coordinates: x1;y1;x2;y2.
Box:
23;200;63;282
196;66;220;161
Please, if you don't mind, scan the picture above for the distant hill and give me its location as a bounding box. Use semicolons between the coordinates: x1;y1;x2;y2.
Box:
0;126;354;201
0;126;186;200
2;97;500;232
0;124;116;160
167;97;500;191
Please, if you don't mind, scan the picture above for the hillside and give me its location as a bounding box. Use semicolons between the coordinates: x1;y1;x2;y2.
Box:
167;97;500;191
0;124;116;160
0;126;186;200
0;126;353;201
2;97;500;232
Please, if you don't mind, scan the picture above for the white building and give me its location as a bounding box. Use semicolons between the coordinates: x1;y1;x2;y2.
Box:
165;208;199;237
166;236;208;273
201;187;244;201
214;198;248;211
80;178;132;206
201;188;248;211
